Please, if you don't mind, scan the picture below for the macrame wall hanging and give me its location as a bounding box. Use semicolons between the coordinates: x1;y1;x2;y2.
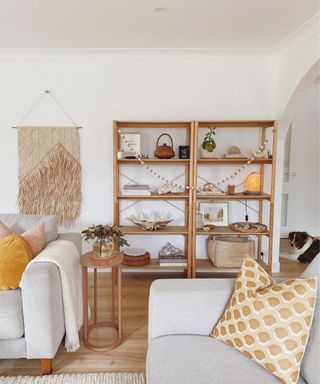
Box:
13;90;82;226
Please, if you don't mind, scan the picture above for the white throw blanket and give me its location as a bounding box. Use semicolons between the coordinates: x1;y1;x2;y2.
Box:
21;240;83;352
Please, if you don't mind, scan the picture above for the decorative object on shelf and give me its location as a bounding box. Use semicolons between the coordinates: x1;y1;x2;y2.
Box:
179;145;190;159
82;224;129;258
207;235;255;267
202;224;216;231
244;172;261;195
159;242;187;266
140;153;149;159
227;184;235;195
154;133;175;159
222;146;247;159
122;247;150;266
230;222;268;233
199;202;229;226
196;212;204;229
127;211;173;230
251;147;268;159
199;182;226;195
122;184;151;196
120;133;141;156
156;182;184;195
200;127;216;158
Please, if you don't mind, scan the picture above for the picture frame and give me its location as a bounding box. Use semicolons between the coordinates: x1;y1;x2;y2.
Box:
198;202;229;226
120;133;141;155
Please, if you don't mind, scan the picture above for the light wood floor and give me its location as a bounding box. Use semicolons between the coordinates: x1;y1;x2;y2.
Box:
0;260;307;376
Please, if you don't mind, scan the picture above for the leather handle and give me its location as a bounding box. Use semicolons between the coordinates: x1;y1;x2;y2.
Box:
156;133;174;147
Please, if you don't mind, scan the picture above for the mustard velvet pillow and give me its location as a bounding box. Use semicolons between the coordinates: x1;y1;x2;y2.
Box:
0;235;33;290
211;256;317;384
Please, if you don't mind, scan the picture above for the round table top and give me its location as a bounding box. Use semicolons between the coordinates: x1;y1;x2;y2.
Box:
80;251;124;268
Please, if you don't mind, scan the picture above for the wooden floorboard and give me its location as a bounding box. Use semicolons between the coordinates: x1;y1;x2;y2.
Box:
0;261;307;376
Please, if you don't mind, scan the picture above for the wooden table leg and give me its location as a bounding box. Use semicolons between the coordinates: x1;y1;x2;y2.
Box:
94;268;98;324
82;266;89;340
117;264;122;340
112;266;116;323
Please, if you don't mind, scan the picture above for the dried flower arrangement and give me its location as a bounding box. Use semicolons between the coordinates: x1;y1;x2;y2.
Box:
82;224;129;257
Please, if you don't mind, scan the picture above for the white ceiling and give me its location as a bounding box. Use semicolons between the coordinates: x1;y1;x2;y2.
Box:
0;0;318;49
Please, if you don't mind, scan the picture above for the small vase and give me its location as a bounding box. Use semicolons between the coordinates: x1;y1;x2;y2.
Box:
200;147;216;158
92;239;114;258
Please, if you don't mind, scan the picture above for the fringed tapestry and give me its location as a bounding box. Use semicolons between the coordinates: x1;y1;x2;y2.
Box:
18;126;81;226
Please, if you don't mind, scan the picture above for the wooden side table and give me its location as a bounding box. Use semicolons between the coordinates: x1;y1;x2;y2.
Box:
80;250;123;352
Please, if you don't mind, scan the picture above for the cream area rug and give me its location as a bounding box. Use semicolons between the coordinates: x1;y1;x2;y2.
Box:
0;373;145;384
18;126;81;226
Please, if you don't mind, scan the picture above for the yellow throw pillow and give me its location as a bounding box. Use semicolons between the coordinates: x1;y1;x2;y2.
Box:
0;235;33;290
211;256;317;384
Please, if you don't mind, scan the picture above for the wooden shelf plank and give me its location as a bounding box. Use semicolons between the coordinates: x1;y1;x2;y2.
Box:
197;121;275;128
122;259;187;270
196;226;269;236
118;158;190;164
118;194;189;200
196;193;271;200
115;121;191;128
197;158;272;164
119;226;188;235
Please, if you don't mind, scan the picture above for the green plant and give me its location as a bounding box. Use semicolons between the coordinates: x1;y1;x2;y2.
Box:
201;127;216;152
81;224;129;247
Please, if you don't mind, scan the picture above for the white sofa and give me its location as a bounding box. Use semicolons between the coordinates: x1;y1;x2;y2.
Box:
147;257;319;384
0;214;81;374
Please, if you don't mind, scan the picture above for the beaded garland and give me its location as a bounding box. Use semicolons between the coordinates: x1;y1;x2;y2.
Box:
118;129;269;192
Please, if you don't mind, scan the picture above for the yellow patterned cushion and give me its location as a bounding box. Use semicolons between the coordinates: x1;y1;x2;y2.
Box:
211;256;317;384
0;235;33;290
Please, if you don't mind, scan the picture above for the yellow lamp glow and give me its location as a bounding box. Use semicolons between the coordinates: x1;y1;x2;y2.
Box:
244;172;261;195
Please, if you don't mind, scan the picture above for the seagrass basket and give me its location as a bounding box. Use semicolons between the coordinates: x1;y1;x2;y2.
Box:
207;235;255;267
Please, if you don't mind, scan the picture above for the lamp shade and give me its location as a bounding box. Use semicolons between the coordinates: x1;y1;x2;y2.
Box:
245;172;261;193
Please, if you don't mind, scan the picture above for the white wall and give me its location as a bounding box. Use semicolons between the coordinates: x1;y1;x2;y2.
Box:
282;81;320;236
0;53;276;259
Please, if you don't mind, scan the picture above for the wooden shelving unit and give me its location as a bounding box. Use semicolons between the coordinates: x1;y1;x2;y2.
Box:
113;121;194;277
113;120;277;278
191;120;277;277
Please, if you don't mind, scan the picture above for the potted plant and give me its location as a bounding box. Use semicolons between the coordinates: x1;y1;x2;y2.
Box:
201;127;216;158
81;224;129;258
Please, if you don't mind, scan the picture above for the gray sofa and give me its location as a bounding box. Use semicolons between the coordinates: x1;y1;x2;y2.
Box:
0;214;82;374
147;256;319;384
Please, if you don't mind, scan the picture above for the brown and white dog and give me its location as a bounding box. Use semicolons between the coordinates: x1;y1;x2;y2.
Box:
285;231;320;263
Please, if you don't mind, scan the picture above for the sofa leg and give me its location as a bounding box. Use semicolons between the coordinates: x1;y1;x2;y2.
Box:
40;358;53;375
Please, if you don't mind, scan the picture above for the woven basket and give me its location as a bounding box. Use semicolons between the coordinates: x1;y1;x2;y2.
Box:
207;235;254;267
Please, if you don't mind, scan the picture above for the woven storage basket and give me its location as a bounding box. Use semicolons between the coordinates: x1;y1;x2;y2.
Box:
207;235;254;267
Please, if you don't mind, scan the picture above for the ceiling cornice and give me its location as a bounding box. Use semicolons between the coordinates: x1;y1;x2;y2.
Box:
273;13;320;57
0;14;318;61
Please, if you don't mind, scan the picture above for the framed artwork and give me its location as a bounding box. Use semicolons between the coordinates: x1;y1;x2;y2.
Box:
120;133;141;155
199;202;229;226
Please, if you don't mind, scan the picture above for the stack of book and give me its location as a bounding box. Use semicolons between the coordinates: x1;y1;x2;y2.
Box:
159;242;187;266
122;184;151;196
159;254;187;267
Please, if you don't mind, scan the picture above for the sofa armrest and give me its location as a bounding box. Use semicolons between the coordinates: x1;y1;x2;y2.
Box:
21;263;65;359
57;232;82;255
148;278;235;343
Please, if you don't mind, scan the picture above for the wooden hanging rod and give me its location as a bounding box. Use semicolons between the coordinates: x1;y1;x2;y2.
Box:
11;126;82;129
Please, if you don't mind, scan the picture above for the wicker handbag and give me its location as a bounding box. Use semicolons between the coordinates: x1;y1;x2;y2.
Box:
154;134;175;159
207;235;255;267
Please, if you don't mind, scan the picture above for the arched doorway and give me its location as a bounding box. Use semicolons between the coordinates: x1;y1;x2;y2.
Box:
273;60;320;272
